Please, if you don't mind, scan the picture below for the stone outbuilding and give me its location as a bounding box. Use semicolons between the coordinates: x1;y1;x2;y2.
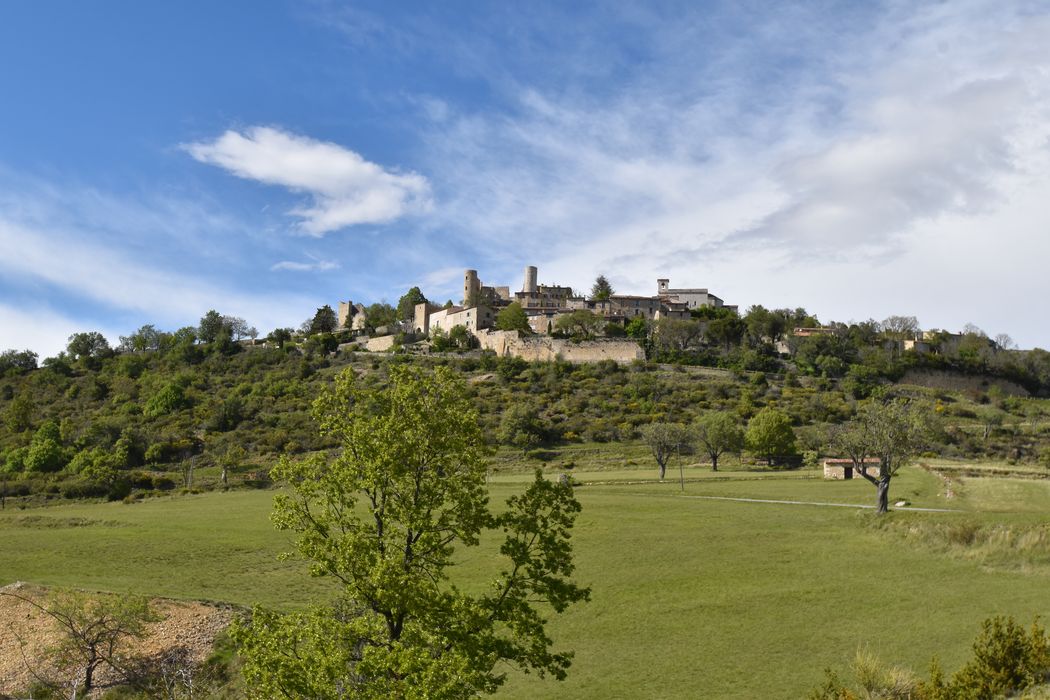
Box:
823;458;880;480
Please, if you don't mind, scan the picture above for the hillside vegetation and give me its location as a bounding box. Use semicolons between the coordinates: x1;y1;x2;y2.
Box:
4;321;1050;505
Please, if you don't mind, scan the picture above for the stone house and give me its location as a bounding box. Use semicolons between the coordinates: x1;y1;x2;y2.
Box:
823;458;880;480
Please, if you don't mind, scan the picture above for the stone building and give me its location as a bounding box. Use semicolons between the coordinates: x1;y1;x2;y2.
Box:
462;269;511;307
823;458;879;479
337;301;368;331
657;279;736;312
409;265;732;354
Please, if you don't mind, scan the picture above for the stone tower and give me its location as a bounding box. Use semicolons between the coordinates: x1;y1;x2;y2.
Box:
657;278;670;295
523;265;538;294
463;269;480;306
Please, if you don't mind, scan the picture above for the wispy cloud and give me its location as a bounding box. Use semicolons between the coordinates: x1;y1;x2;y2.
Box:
183;126;432;235
0;217;314;325
271;258;341;272
373;0;1050;347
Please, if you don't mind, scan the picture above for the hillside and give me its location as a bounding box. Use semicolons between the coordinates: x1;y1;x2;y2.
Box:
3;336;1050;505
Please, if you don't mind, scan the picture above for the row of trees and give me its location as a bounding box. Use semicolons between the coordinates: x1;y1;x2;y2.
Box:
640;399;933;513
640;408;797;481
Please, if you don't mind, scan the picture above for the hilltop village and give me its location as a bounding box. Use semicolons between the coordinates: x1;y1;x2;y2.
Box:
336;266;736;362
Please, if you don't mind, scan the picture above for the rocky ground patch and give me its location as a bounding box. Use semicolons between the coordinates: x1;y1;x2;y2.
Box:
0;582;233;698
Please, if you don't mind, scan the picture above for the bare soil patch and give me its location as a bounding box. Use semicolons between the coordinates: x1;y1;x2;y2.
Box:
0;582;233;697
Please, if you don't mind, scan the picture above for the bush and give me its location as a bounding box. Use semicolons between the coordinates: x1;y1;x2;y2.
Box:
60;477;109;499
950;616;1050;697
152;475;177;491
811;616;1050;699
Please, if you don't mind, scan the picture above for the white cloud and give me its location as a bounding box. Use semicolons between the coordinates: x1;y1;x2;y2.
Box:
271;258;341;272
184;126;431;235
0;217;316;349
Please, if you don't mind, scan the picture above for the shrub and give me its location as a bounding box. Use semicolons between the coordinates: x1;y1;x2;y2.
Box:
950;616;1050;697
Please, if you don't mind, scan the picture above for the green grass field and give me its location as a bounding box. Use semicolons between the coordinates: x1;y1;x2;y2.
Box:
2;463;1049;698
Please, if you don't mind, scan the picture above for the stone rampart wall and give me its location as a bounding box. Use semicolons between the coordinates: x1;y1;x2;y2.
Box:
476;331;643;364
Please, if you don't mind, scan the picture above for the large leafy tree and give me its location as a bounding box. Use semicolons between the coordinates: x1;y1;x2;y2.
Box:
833;399;931;513
66;332;112;366
234;365;589;698
397;286;429;321
554;310;604;339
745;408;797;466
365;302;398;332
198;309;225;344
308;305;338;334
694;412;744;471
0;349;38;375
495;301;530;332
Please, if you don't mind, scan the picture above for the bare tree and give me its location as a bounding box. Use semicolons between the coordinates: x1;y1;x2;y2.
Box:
962;322;987;337
994;333;1016;350
0;588;160;698
879;316;919;339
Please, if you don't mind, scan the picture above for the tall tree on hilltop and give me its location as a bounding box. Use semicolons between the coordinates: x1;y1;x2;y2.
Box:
308;305;338;334
590;274;614;301
198;310;225;344
397;286;428;321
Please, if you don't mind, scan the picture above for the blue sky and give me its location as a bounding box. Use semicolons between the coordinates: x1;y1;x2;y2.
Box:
2;0;1049;356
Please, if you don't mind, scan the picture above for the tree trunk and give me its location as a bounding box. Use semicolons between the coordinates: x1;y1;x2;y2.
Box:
876;475;890;514
84;652;97;692
711;453;718;472
658;461;666;480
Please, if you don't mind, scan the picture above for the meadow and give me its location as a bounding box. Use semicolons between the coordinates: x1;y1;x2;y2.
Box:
2;459;1049;698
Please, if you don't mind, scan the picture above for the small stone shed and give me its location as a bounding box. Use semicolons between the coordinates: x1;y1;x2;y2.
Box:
823;458;880;480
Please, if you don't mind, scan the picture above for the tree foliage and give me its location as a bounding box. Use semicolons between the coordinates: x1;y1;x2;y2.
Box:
498;402;547;453
66;332;112;368
832;398;932;513
745;408;797;466
640;422;691;480
397;286;428;321
495;301;530;333
590;275;614;301
694;412;744;471
0;348;39;375
266;327;293;349
308;305;338;335
812;615;1050;700
652;319;704;355
365;303;398;333
233;365;589;698
554;310;604;339
198;310;225;344
880;315;919;339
